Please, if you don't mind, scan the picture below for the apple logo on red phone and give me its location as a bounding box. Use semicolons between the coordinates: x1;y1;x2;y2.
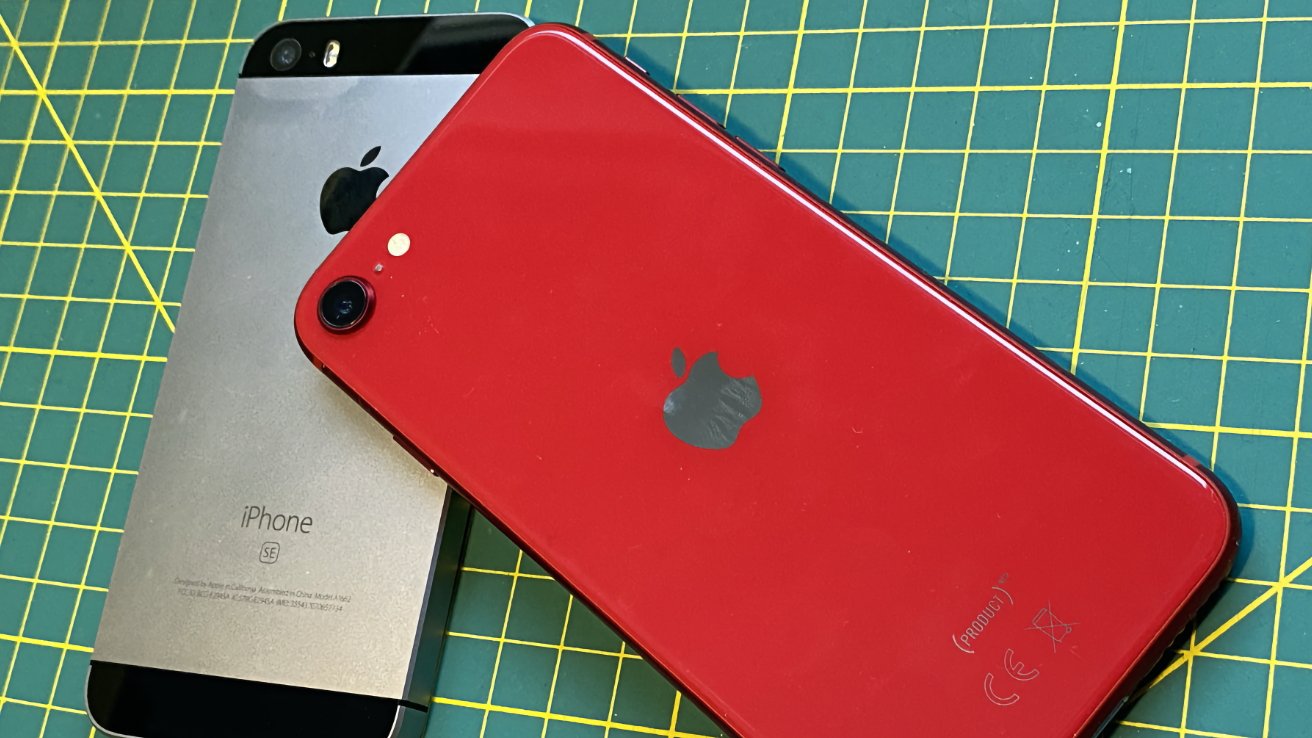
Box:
319;146;389;234
663;347;761;450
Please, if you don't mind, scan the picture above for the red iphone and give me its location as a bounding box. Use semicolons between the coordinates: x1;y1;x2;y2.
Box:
295;25;1238;737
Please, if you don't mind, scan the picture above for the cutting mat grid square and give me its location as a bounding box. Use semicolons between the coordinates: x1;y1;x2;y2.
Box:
0;1;1308;736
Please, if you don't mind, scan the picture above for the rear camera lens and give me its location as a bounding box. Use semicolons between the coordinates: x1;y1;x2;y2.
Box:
270;38;302;72
319;278;372;332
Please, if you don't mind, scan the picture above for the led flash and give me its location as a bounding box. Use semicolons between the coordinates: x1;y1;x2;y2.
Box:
323;40;341;68
388;232;411;257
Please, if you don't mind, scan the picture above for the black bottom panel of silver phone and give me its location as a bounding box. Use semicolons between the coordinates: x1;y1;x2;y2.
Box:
87;660;424;738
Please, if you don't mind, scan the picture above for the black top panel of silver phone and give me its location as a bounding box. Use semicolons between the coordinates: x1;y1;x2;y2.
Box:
242;14;529;78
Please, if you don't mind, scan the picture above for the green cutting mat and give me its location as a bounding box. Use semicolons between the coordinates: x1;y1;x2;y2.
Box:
2;0;1311;736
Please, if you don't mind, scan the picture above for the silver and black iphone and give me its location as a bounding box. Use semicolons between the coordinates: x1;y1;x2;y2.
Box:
86;14;529;738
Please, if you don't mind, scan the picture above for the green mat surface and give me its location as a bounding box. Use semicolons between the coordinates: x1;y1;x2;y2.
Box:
2;1;1312;736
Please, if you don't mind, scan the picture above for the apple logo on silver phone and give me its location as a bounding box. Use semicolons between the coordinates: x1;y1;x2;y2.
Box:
663;347;761;450
319;146;389;234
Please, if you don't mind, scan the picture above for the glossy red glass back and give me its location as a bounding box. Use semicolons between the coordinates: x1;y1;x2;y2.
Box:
295;25;1238;737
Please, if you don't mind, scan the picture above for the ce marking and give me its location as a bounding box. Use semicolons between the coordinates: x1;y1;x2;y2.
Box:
984;648;1039;707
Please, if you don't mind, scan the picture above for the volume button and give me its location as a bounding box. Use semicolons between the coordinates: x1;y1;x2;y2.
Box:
622;55;648;76
683;100;724;130
734;135;786;174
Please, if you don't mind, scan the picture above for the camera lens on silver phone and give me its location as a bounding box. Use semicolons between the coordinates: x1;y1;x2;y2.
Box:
270;38;302;71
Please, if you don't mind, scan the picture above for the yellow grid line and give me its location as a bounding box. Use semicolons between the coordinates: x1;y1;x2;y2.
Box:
1;238;193;252
1235;501;1312;515
1138;0;1193;471
668;79;1312;93
3;696;87;716
824;0;870;204
537;594;576;738
1183;650;1312;673
716;0;751;128
844;209;1312;223
0;188;206;199
595;16;1311;35
666;0;696;96
1004;0;1061;328
0;138;222;146
0;456;136;476
1147;422;1308;440
1238;4;1301;735
0;514;123;534
1119;721;1246;738
0;632;93;654
0;87;229;96
774;147;1312;155
0;292;182;307
1067;1;1129;373
437;695;714;738
767;0;810;164
881;0;931;242
0;572;107;593
941;0;995;286
0;345;165;363
479;549;526;737
947;277;1312;294
601;643;630;738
